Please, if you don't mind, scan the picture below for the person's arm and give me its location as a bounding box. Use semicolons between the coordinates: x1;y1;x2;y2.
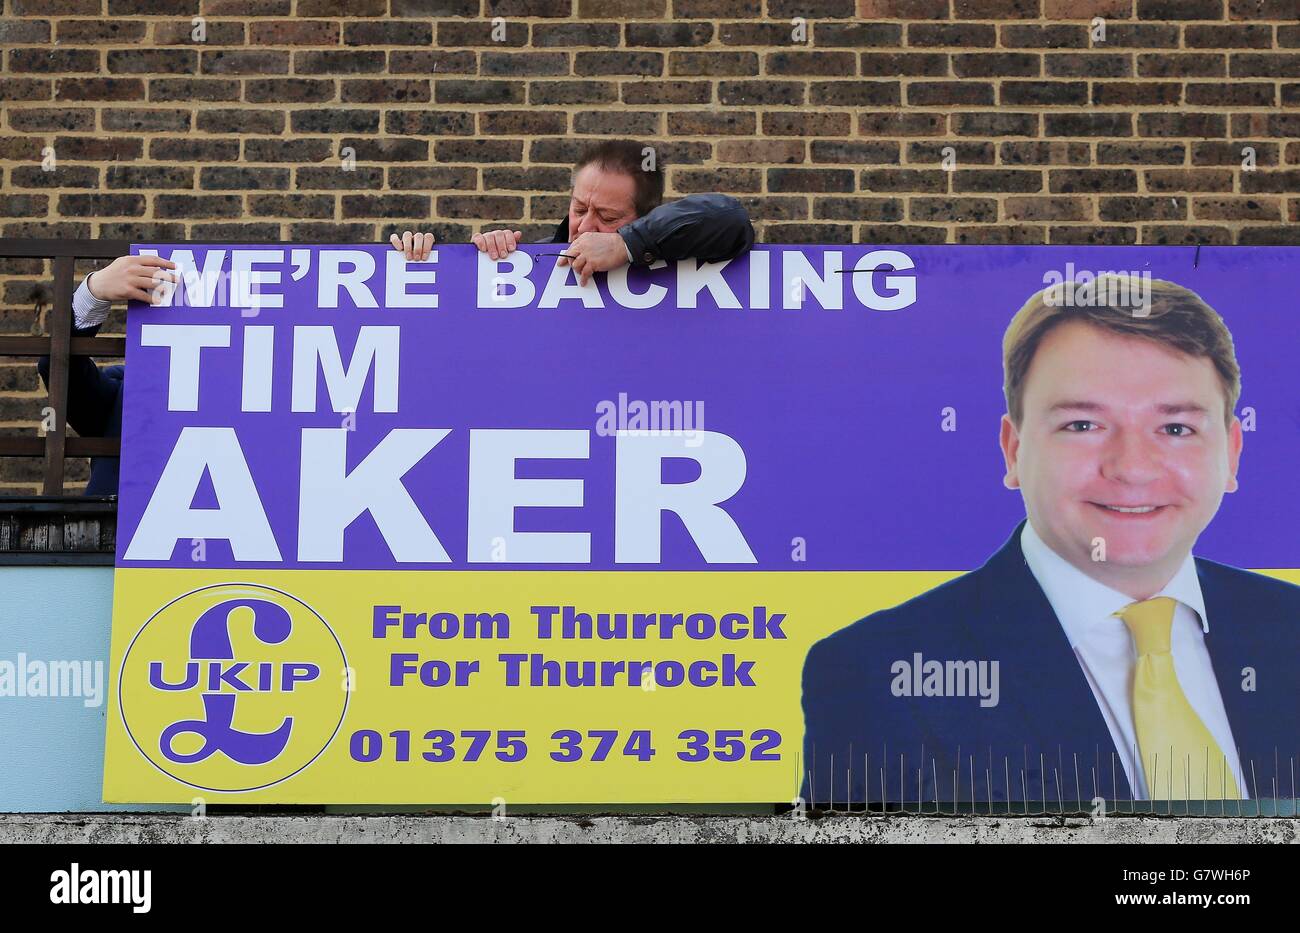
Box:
38;276;118;439
617;193;755;266
37;256;177;439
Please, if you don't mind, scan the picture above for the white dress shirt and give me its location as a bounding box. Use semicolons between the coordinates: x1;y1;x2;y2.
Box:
1019;520;1246;800
73;274;112;331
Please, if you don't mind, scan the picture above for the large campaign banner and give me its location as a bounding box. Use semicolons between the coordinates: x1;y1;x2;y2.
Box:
104;243;1300;807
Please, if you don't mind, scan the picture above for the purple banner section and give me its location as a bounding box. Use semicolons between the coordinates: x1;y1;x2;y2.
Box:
115;243;1300;572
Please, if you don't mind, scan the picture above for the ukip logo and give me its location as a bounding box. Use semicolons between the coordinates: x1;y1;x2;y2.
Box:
118;583;348;793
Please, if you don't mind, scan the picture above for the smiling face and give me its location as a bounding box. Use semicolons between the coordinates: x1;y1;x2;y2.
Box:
1000;319;1243;599
567;163;640;241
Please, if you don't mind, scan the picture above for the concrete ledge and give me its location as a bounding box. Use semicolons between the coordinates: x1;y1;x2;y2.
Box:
2;814;1298;844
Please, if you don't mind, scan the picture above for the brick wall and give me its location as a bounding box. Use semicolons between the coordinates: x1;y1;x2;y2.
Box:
2;0;1299;493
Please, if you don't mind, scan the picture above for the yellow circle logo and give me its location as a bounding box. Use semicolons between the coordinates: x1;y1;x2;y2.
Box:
119;583;348;793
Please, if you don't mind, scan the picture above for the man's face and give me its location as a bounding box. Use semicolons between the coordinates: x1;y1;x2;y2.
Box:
1000;320;1242;596
567;164;639;241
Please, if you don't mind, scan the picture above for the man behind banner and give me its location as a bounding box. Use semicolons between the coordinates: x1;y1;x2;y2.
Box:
42;138;754;495
800;276;1300;807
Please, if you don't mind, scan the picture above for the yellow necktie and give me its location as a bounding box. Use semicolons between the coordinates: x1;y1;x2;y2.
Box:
1116;596;1240;800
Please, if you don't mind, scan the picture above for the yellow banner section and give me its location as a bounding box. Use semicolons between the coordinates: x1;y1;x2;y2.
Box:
103;569;959;804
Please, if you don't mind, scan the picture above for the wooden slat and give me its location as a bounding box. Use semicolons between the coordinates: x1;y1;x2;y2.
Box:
42;255;73;495
0;437;121;457
0;336;49;355
67;437;121;456
0;238;129;260
0;335;126;357
72;336;125;356
0;438;44;456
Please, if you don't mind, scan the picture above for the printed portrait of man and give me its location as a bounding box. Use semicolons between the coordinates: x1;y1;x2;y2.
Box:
800;275;1300;807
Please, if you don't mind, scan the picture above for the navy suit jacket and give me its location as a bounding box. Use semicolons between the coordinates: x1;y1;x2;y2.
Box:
800;520;1300;806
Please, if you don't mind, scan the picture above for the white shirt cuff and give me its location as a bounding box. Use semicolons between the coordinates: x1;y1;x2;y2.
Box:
73;274;112;331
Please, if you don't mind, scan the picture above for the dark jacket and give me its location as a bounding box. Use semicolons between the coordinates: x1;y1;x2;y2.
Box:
43;194;757;496
799;520;1300;807
549;193;756;264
